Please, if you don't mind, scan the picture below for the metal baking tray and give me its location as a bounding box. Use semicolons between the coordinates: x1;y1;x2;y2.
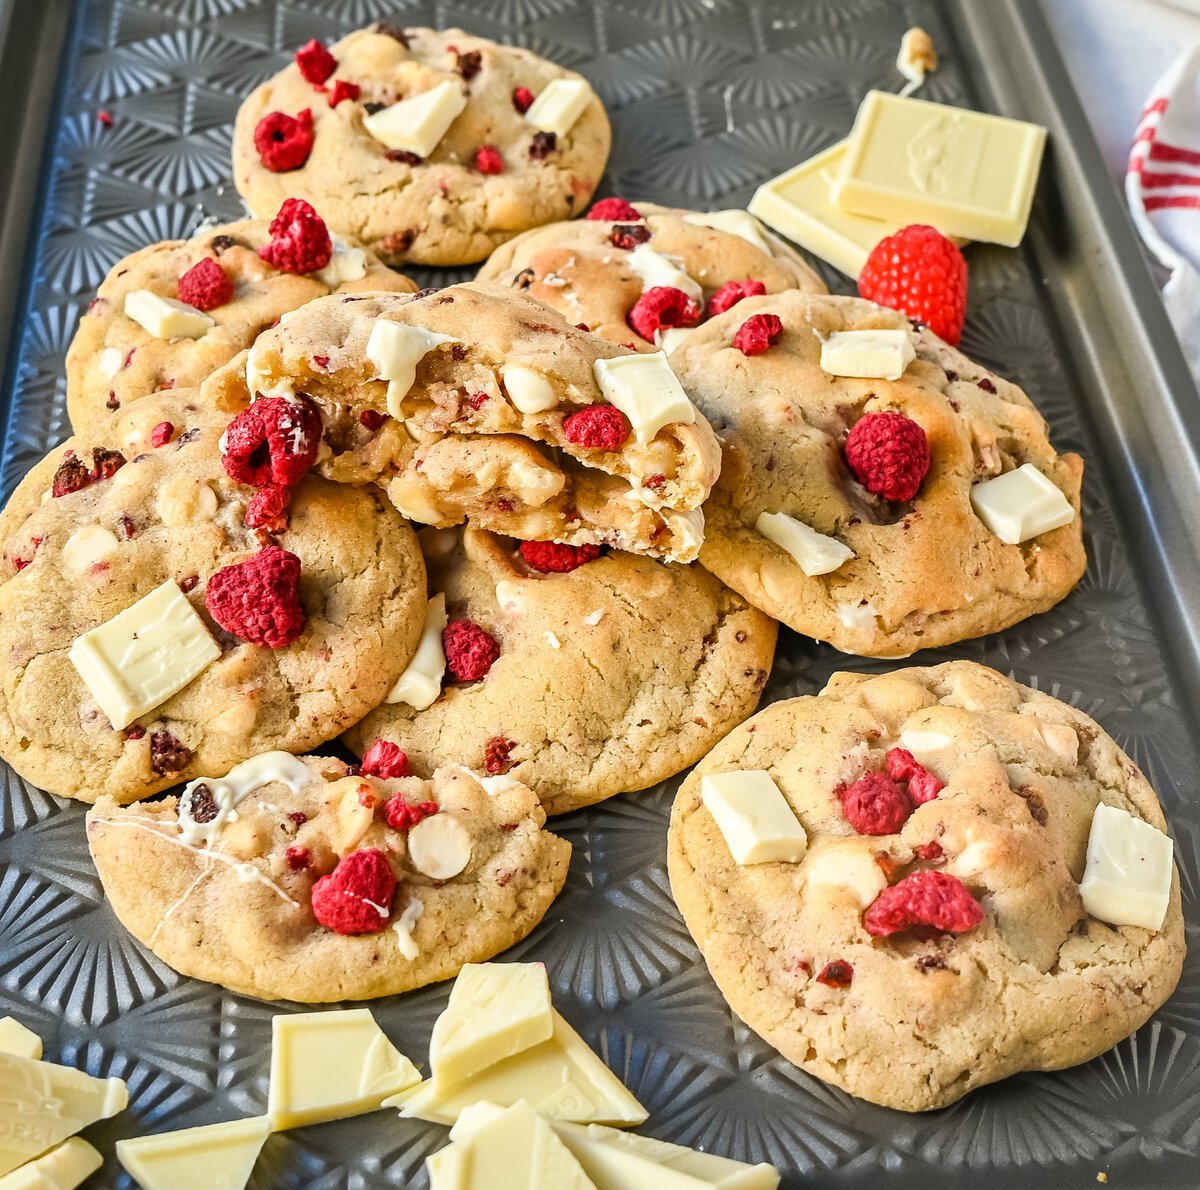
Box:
1;0;1198;1186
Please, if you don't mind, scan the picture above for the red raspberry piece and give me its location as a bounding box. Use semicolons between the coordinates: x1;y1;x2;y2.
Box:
484;736;515;775
708;278;766;318
206;546;306;648
844;411;930;502
443;620;500;682
385;795;439;831
151;421;174;447
285;846;311;871
858;224;968;346
529;131;556;159
562;405;629;451
610;224;651;250
97;109;114;127
253;109;315;173
840;771;913;836
512;86;535;113
588;198;642;222
360;409;387;430
361;739;410;779
258;197;332;274
89;449;126;482
149;730;192;776
815;960;853;988
329;79;360;107
178;258;233;311
628;286;701;342
518;540;602;573
863;870;983;937
733;312;783;356
886;747;944;804
245;484;291;533
310;848;396;935
220;395;322;488
51;454;91;497
475;144;504;174
915;840;944;862
295;38;336;86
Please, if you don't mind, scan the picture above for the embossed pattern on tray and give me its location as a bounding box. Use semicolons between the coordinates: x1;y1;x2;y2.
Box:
1;1;1198;1187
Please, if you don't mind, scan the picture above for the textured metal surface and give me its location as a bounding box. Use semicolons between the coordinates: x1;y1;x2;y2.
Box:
0;0;1198;1187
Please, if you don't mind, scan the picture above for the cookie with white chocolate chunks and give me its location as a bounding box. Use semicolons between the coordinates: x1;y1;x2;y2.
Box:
232;26;611;267
0;392;425;804
65;208;415;436
667;661;1184;1112
668;290;1084;656
477;199;825;350
344;526;777;816
85;753;570;1001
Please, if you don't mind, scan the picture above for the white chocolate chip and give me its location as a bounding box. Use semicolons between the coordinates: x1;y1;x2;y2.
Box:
408;813;473;880
900;729;953;755
1038;721;1079;765
494;581;523;613
501;366;558;414
156;477;218;527
98;347;124;380
386;593;448;709
328;778;376;856
544;631;561;649
392;897;424;959
756;510;854;576
314;237;368;287
583;610;604;626
836;601;878;632
625;244;703;303
62;526;119;573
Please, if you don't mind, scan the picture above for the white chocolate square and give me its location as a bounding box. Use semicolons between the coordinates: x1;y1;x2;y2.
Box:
524;78;594;139
625;244;703;303
0;1016;42;1060
756;510;853;576
124;290;213;340
682;208;772;254
819;329;914;381
363;80;466;157
1;1137;101;1190
969;463;1074;544
592;353;696;445
116;1117;268;1190
701;770;807;865
1079;803;1173;931
386;593;448;709
367;321;459;417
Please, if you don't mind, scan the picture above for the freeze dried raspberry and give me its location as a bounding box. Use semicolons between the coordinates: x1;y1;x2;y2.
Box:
51;454;91;497
733;312;783;356
311;848;396;935
977;377;996;393
206;546;306;648
609;223;651;250
253;109;315;172
455;50;482;80
177;258;232;312
361;739;410;780
475;144;504;174
628;286;701;342
258;197;332;274
151;421;174;448
385;149;422;166
185;783;217;823
328;79;360;107
150;730;192;776
484;736;515;775
562;405;629;451
519;539;602;573
97;109;113;127
443;620;500;681
845;412;930;502
886;747;944;804
360;409;386;430
529;131;557;159
295;38;336;86
863;870;983;937
285;846;311;871
385;795;439;831
588;197;642;222
840;771;913;836
708;278;766;318
815;960;853;988
220;395;322;487
89;448;126;483
245;484;290;533
512;86;535;113
915;840;944;862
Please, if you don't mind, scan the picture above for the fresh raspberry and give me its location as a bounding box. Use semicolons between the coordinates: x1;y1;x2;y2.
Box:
361;739;410;780
588;198;642;222
177;258;233;312
51;453;91;497
151;421;174;448
529;131;556;159
360;409;386;430
512;86;535;113
863;870;983;937
258;197;332;273
150;730;192;776
285;846;311;871
562;405;629;451
206;546;306;648
518;540;602;573
708;278;766;318
328;80;360;107
844;412;930;502
628;286;701;342
245;484;291;533
253;109;315;173
610;224;650;250
858;224;968;346
840;771;913;836
732;312;783;356
475;144;504;174
815;960;853;988
385;795;439;831
295;39;336;86
886;747;944;804
484;736;515;775
443;620;500;682
310;848;396;935
220;396;322;487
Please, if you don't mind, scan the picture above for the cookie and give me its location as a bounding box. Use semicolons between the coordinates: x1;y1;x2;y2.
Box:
86;754;570;1001
0;393;426;804
667;661;1185;1111
65;209;415;435
344;526;777;816
668;290;1085;655
477;201;825;349
206;283;721;562
232;25;611;267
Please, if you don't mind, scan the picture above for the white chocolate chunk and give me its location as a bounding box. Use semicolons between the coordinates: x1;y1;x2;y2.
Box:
0;1018;42;1061
970;463;1075;544
1079;803;1174;931
0;1137;102;1190
408;813;473;880
61;526;119;574
900;728;953;755
494;582;523;614
68;579;220;731
178;751;312;847
386;592;449;708
1038;721;1079;764
447;1100;508;1142
593;353;696;445
124;290;213;340
819;329;914;380
836;601;877;632
98;347;124;380
755;511;853;576
366;321;459;418
429;963;554;1092
393;896;424;960
314;236;367;286
502;365;558;414
116;1117;269;1190
701;771;807;865
682;208;773;254
897;26;937;96
656;326;695;355
665;506;705;560
363;79;466;157
803;841;888;909
268;1009;421;1130
524;78;594;138
625;244;703;303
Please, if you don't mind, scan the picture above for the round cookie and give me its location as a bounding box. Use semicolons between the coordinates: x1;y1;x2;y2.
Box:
232;25;611;267
86;755;570;1001
0;392;426;804
66;213;414;435
669;290;1085;656
477;201;825;349
344;527;778;816
668;660;1185;1112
